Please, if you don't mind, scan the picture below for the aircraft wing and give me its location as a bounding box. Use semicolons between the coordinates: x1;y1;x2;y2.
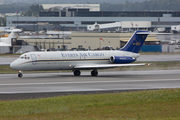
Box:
74;63;146;69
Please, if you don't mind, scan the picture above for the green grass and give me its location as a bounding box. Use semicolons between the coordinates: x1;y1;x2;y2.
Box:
0;89;180;120
0;53;21;57
1;61;180;74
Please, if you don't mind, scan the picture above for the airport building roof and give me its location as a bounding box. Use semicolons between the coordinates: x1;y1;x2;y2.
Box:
6;9;180;31
39;10;180;17
40;4;100;11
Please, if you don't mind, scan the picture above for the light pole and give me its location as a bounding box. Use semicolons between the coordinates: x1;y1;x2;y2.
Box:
131;22;133;31
37;16;38;31
49;35;52;49
16;13;18;28
136;24;138;30
40;40;42;49
43;40;46;49
75;24;78;31
58;24;61;38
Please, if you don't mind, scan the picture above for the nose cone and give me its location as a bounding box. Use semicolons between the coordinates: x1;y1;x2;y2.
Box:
10;61;18;70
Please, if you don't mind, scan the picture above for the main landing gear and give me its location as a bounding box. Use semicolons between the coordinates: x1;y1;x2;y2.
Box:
74;70;81;76
18;70;23;78
73;69;98;76
91;69;98;76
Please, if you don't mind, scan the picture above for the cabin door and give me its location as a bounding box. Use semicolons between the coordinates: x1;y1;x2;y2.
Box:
31;54;37;65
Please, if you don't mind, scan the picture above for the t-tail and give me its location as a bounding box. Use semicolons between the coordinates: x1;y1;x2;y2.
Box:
0;29;22;46
7;29;22;40
120;30;150;53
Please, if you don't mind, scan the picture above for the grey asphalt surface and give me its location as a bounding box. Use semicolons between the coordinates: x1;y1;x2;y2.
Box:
0;70;180;100
0;57;16;65
1;54;180;65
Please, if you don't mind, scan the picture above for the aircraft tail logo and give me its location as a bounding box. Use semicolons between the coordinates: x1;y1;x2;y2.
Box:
120;30;149;53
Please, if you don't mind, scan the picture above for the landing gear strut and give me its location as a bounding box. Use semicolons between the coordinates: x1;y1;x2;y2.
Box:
18;70;23;78
74;70;81;76
91;69;98;76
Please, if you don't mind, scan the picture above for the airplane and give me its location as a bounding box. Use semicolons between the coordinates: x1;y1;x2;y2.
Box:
0;29;22;46
10;30;150;77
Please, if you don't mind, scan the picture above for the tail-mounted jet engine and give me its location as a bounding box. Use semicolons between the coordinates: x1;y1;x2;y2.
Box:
110;56;136;63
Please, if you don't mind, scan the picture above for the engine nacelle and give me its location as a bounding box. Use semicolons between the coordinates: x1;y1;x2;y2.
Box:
110;56;136;63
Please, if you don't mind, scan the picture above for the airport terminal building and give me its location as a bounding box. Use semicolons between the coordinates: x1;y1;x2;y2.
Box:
6;4;180;31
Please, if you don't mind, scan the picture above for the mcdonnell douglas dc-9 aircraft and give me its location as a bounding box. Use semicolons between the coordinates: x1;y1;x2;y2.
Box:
10;30;150;77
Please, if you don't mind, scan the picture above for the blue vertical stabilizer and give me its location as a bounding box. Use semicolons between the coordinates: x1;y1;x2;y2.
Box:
120;30;150;53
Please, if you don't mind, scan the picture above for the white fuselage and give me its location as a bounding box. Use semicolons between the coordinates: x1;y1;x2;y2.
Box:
10;50;140;71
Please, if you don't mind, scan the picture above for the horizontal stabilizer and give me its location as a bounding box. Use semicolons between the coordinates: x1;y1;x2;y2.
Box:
136;32;151;34
6;29;22;33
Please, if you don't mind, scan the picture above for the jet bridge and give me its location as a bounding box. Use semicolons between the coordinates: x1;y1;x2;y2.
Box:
87;22;121;31
87;21;151;31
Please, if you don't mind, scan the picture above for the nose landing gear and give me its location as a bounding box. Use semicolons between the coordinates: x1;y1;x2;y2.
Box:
18;70;23;78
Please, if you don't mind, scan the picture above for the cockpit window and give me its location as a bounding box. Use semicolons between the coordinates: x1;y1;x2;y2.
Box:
19;55;30;59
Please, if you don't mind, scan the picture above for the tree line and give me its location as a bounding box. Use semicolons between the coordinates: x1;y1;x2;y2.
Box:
21;5;44;16
101;0;180;11
0;3;29;14
0;4;43;14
